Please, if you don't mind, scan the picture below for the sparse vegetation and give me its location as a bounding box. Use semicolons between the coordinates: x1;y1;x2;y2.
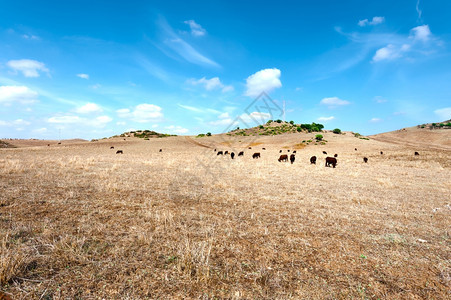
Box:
315;134;323;141
333;128;342;134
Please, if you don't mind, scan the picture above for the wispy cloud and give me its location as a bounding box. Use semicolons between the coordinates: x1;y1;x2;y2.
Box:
410;25;431;42
74;102;103;114
317;116;335;122
0;85;38;105
7;59;49;77
76;73;89;79
369;118;382;123
184;20;206;37
178;104;221;114
187;76;233;92
320;97;350;108
157;16;219;68
358;16;385;27
116;103;163;123
416;0;422;21
434;107;451;121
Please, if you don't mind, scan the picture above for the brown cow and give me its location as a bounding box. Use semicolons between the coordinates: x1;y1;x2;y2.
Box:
217;151;223;155
278;154;288;162
252;152;261;159
363;157;368;163
334;154;338;158
310;156;317;164
116;150;123;154
231;152;235;159
325;157;337;168
290;154;295;164
238;151;244;156
415;151;419;156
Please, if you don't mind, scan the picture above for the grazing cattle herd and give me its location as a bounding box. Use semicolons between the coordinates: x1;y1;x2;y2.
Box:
107;142;422;168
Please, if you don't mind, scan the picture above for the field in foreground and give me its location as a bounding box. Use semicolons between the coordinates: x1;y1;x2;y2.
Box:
0;132;450;299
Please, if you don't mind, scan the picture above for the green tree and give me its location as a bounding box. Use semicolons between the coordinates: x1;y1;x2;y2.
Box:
333;128;341;134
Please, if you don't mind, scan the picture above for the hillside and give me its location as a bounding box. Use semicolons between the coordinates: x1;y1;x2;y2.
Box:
370;122;451;151
115;130;176;139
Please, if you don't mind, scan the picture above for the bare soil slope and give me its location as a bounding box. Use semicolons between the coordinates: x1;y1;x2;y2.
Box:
370;126;451;150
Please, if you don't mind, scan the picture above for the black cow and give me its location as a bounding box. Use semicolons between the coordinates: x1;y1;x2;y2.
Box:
363;157;368;163
290;154;295;164
159;149;162;152
217;151;223;155
380;151;383;155
116;150;123;154
325;157;337;168
252;153;261;159
355;148;357;151
238;151;244;156
415;151;419;156
231;152;235;159
293;150;296;154
224;151;229;155
278;154;288;162
110;146;114;149
262;148;266;150
279;150;282;153
310;156;317;164
334;154;338;158
214;149;216;152
47;144;50;146
323;151;327;155
249;147;252;149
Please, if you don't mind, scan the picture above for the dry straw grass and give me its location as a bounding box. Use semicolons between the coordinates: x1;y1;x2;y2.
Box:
0;133;450;299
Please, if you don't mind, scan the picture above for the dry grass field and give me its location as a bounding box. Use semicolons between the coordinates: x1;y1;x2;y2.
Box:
0;130;450;299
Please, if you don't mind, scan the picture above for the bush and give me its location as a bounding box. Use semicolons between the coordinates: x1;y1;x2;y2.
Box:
259;125;264;129
266;120;273;124
289;120;295;125
333;128;341;134
315;134;323;141
296;126;302;132
446;122;451;127
432;123;437;127
354;132;361;137
197;134;205;137
439;123;444;127
206;132;212;136
276;119;282;123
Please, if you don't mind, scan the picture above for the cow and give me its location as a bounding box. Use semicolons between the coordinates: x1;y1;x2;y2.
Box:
363;157;368;163
293;150;296;154
323;151;327;155
116;150;123;154
290;154;295;164
380;151;383;155
249;147;252;149
214;149;216;152
58;142;61;145
110;146;114;149
224;151;229;155
325;157;337;168
279;150;282;153
217;151;223;155
252;152;261;159
310;156;317;164
231;152;235;159
334;154;338;158
238;151;244;156
262;148;266;150
47;144;50;147
355;148;357;151
278;154;288;162
159;149;162;152
415;151;419;156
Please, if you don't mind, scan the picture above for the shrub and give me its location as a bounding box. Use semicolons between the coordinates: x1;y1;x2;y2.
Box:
315;134;323;141
289;120;295;125
296;126;302;132
439;123;444;127
276;119;282;123
354;132;361;137
206;132;212;136
197;134;205;137
259;125;264;129
446;122;451;127
266;120;273;124
432;123;437;127
333;128;341;134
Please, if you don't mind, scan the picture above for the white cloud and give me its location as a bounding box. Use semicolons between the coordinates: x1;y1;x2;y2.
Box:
75;102;103;114
239;112;271;123
320;97;350;108
410;25;431;42
245;68;282;97
22;34;40;40
116;121;126;126
7;59;49;77
47;115;112;127
369;118;382;123
434;107;451;121
0;119;31;127
32;127;47;134
116;103;163;123
187;77;234;92
151;124;159;128
372;44;410;62
48;116;81;124
0;85;38;105
165;125;188;134
184;20;206;37
416;0;422;20
77;73;89;79
317;116;335;122
358;16;385;27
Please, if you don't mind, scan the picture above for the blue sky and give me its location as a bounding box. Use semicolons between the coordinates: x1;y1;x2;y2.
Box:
1;0;450;139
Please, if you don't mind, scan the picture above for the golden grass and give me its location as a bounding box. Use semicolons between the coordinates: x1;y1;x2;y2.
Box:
0;134;450;298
